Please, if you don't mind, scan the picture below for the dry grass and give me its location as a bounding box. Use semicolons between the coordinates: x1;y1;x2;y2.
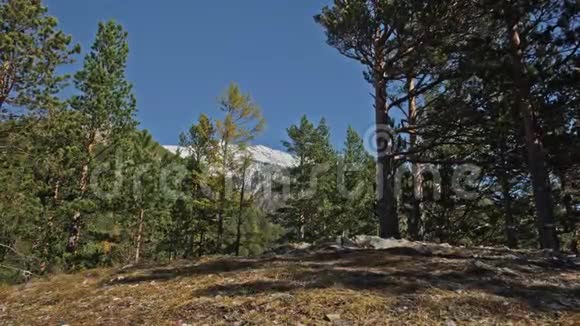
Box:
1;248;579;325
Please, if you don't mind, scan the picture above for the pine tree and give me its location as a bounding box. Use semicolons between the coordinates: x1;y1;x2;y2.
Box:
0;0;79;114
67;20;137;254
121;130;172;264
177;114;219;257
315;0;398;238
276;115;339;242
315;0;443;239
278;115;317;241
338;126;376;236
498;0;560;250
0;0;78;276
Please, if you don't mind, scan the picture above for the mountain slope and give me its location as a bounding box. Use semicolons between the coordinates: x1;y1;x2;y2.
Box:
164;144;296;210
163;145;297;169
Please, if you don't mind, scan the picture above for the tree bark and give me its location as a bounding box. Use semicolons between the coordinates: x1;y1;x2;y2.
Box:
134;208;145;264
407;76;422;241
0;60;14;111
572;226;579;255
560;172;577;253
497;131;518;249
508;23;559;250
216;143;229;252
500;171;518;249
299;221;306;241
198;228;205;257
235;166;247;256
66;168;88;253
559;173;574;231
374;61;399;239
66;136;95;253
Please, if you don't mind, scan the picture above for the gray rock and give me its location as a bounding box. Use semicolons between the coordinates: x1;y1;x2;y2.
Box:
350;235;413;250
270;292;294;301
325;313;341;322
445;320;457;326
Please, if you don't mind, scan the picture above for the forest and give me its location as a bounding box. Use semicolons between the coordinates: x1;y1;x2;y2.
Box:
0;0;578;287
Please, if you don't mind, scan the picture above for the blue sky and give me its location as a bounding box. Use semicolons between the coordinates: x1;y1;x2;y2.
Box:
45;1;375;151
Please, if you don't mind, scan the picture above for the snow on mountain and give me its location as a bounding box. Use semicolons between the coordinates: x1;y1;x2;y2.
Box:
163;144;297;168
163;144;296;210
163;145;188;158
243;145;297;168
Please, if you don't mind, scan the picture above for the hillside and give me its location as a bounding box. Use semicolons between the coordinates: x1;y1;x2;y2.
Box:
163;145;297;169
1;1;578;325
1;241;579;325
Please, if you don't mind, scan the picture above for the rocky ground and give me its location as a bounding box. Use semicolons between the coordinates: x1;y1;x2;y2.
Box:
1;238;579;325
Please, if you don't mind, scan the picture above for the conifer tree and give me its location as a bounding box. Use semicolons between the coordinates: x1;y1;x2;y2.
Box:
214;83;265;251
0;0;79;114
277;115;339;241
67;21;137;254
234;154;252;256
338;126;376;236
278;115;317;241
121;130;172;264
0;0;78;276
315;0;440;239
177;114;219;257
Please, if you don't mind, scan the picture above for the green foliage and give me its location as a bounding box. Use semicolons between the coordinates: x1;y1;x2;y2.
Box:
63;20;138;257
316;0;579;249
70;20;137;143
2;0;579;283
214;83;266;251
0;0;79;113
217;83;265;145
337;126;376;236
275;116;342;242
225;206;283;257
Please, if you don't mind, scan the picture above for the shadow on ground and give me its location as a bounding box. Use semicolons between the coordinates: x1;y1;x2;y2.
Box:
105;247;580;313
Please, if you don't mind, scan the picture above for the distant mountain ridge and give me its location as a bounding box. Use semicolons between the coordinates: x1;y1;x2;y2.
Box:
163;144;296;210
163;144;297;168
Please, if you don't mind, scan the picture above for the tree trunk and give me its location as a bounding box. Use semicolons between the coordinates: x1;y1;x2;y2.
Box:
508;23;559;250
53;179;61;201
134;208;145;264
198;228;205;257
375;65;399;239
559;173;574;231
216;143;229;252
66;138;95;253
500;171;518;248
0;60;14;110
298;214;306;241
560;173;577;253
407;76;422;241
66;164;89;253
498;131;518;249
235;166;247;257
298;154;306;241
572;226;579;255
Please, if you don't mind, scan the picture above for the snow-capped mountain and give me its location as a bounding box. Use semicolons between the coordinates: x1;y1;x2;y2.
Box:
163;144;297;169
163;144;296;210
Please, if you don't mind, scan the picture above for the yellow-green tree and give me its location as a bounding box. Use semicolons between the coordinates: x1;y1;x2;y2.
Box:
214;83;265;251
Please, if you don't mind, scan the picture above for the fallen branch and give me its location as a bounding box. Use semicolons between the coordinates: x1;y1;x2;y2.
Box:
0;243;41;263
0;263;36;277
